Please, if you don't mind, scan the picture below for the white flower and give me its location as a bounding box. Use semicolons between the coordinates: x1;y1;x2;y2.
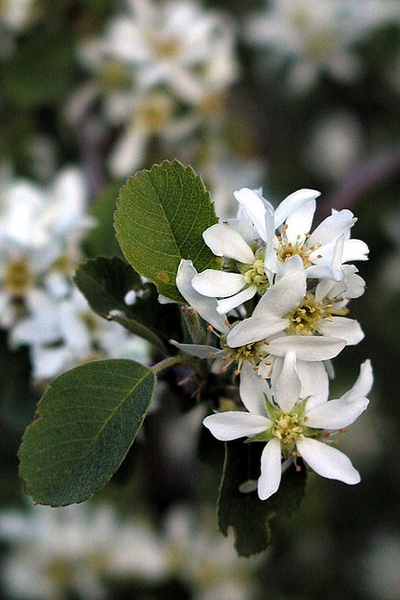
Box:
226;254;364;372
236;187;366;282
193;187;320;313
204;352;372;500
0;166;94;328
175;257;346;392
70;0;238;175
175;258;339;409
80;0;238;106
192;186;368;315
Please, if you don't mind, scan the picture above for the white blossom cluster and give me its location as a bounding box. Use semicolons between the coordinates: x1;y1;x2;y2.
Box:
175;187;373;500
0;501;262;600
244;0;400;92
0;165;131;381
68;0;239;179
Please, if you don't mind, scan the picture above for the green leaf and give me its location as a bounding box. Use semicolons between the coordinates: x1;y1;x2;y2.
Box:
114;160;218;303
218;440;307;557
74;256;181;352
19;359;156;506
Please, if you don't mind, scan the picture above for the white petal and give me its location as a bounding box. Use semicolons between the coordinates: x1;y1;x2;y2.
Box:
305;397;369;429
227;315;286;346
274;189;320;229
176;260;228;333
233;188;273;243
253;264;306;318
296;438;360;484
203;223;255;263
343;272;366;299
341;359;373;401
203;412;270;441
258;438;282;500
274;351;301;412
307;209;355;249
275;253;304;278
192;270;245;297
217;285;257;314
239;362;269;415
284;197;317;244
267;336;346;361
295;360;329;409
342;238;369;262
306;264;342;281
321;317;364;345
108;128;148;178
227;206;254;244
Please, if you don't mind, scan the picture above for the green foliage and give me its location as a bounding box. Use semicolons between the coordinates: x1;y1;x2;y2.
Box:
19;359;156;506
114;160;219;303
218;440;307;557
83;182;124;259
74;256;181;352
1;32;75;108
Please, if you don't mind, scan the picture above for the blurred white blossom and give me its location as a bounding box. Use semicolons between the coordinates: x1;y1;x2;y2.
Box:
0;501;263;600
0;165;93;328
69;0;239;176
11;288;131;380
244;0;400;91
0;502;167;600
0;164;142;381
163;504;263;600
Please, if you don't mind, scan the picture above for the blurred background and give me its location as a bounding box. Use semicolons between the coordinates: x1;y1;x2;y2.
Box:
0;0;399;598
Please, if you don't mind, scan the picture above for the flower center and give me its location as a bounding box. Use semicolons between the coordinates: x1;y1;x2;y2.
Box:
221;334;269;373
284;292;331;336
306;32;335;60
136;92;174;131
275;227;316;267
153;37;181;60
272;412;304;447
240;252;269;295
99;60;131;90
5;259;35;296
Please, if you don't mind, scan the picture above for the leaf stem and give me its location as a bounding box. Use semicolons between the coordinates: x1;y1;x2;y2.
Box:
152;354;187;375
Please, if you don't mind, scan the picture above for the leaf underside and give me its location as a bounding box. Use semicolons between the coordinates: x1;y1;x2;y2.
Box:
19;359;156;506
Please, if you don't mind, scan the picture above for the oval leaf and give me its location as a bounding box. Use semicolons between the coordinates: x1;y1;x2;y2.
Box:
19;359;156;506
114;160;218;303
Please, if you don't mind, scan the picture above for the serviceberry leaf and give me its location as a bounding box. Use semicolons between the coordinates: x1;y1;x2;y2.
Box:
114;159;218;303
19;359;156;506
